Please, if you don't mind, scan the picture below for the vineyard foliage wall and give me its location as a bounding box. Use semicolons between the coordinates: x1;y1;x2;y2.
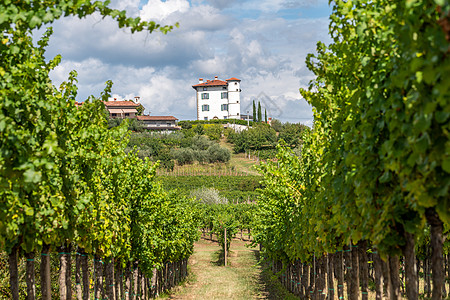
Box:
253;0;449;299
0;1;198;299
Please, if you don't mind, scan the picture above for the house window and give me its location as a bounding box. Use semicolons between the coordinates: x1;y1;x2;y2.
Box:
237;112;239;115
201;93;209;99
203;87;207;91
124;113;129;116
223;87;227;90
224;116;228;119
167;123;172;126
221;104;228;111
111;113;117;117
202;104;210;111
235;82;237;85
204;117;208;120
221;92;228;99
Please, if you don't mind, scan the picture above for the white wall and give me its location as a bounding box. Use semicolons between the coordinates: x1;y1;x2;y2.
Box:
196;80;241;120
227;80;240;119
227;123;248;133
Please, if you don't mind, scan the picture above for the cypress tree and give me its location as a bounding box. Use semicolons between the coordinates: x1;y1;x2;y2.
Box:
257;102;262;123
265;109;267;123
253;100;257;122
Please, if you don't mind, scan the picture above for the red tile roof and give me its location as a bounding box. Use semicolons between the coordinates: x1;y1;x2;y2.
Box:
192;79;228;88
103;100;139;107
137;116;178;121
226;77;241;81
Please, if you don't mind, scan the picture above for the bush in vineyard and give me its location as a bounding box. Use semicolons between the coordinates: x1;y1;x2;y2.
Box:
190;187;228;205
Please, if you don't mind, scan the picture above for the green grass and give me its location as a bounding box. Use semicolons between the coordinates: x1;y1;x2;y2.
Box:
160;238;300;300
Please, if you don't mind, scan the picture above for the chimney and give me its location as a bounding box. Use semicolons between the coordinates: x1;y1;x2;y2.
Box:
199;78;203;84
214;76;218;80
134;96;140;104
114;98;117;101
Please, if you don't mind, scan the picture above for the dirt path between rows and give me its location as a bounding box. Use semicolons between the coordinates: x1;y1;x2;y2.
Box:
162;238;294;300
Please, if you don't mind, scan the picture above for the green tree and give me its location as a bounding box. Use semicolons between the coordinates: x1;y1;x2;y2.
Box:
252;100;257;122
136;104;145;116
270;118;283;132
278;123;308;148
257;102;262;123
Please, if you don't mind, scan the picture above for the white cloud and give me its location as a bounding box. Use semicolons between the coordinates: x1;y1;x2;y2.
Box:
140;0;190;22
42;0;332;125
205;0;238;9
136;71;196;115
240;0;327;13
190;57;228;75
172;4;232;31
109;0;141;16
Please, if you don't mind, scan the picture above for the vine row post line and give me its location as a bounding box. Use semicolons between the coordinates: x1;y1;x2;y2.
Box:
224;228;228;267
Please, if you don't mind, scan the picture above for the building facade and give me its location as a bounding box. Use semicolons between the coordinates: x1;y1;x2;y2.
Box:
192;76;241;121
103;99;140;118
136;115;180;131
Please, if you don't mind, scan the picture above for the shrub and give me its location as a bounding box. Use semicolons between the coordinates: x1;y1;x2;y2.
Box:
160;159;174;171
181;122;192;129
191;135;212;151
194;150;209;164
190;187;228;205
171;148;195;165
194;124;205;135
205;124;223;140
207;143;231;163
109;118;145;132
237;177;262;191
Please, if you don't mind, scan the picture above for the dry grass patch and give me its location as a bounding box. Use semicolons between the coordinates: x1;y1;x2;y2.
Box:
161;239;298;300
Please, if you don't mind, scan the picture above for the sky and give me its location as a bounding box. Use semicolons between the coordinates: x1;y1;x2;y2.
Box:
38;0;332;127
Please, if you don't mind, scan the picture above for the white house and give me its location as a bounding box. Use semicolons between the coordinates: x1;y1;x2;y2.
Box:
192;76;241;120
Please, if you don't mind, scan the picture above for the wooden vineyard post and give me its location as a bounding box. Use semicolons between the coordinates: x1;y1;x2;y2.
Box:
224;227;227;266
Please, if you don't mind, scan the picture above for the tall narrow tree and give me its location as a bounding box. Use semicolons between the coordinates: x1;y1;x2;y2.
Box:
257;102;262;123
253;100;257;122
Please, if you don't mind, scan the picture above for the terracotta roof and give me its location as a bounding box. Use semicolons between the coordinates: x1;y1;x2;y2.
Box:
226;77;241;81
137;116;178;121
103;100;139;107
192;79;228;88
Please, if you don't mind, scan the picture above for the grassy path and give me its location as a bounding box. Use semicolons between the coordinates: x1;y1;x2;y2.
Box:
161;238;297;300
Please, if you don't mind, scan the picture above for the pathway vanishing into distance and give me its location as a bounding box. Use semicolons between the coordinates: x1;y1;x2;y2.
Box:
164;238;295;300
